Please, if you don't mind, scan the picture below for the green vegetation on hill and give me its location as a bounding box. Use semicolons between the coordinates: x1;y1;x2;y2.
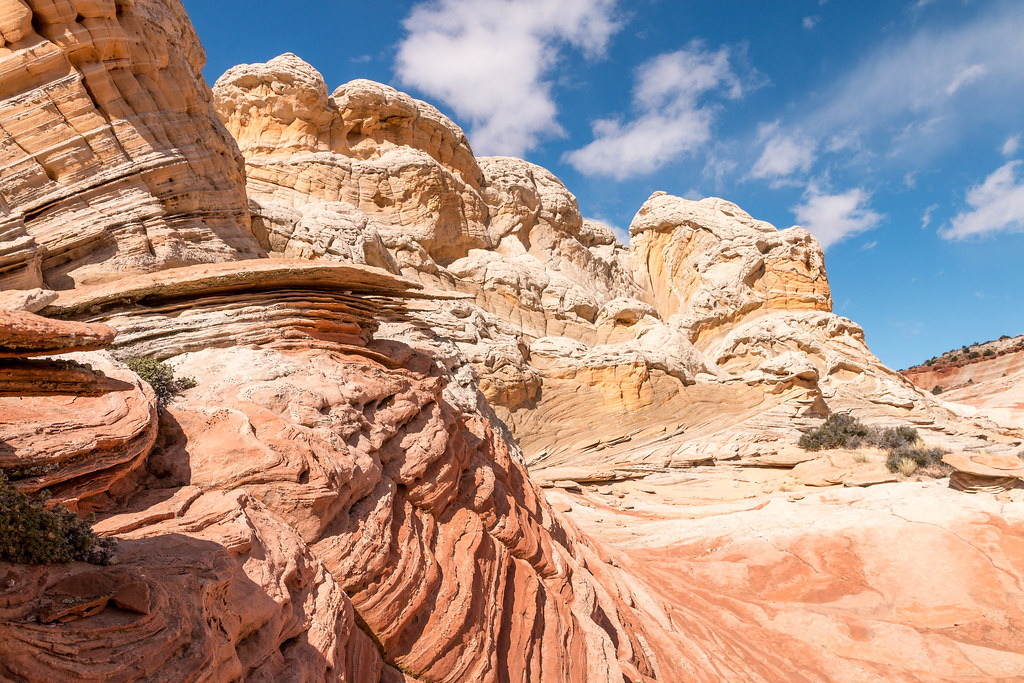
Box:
904;333;1024;372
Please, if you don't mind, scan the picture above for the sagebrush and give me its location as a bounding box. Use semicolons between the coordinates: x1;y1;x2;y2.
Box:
798;414;948;474
0;473;115;565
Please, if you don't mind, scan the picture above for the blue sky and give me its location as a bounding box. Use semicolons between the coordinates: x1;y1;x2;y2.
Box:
183;0;1024;370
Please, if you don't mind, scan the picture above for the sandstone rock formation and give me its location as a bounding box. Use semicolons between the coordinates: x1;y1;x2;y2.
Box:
0;308;155;511
555;479;1024;680
0;0;262;291
214;54;1018;490
903;335;1024;430
3;259;709;681
3;8;1024;681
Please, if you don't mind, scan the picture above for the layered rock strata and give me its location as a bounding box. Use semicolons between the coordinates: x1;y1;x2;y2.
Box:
0;0;262;290
0;308;155;511
213;54;1017;488
3;258;709;681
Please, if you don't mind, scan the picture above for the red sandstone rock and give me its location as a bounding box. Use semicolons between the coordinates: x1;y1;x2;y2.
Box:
0;308;114;357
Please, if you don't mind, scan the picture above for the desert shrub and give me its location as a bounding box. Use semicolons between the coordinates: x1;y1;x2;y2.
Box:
968;351;980;359
798;414;871;451
124;357;196;407
885;446;948;473
983;349;995;356
931;385;943;395
895;457;919;477
0;473;115;565
872;425;919;450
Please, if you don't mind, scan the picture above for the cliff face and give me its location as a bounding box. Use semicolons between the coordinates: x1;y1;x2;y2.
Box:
3;260;707;682
2;6;1024;682
0;0;262;291
214;53;1015;481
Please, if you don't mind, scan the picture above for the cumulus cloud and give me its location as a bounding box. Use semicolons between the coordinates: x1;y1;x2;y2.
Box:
792;187;883;249
564;43;742;179
394;0;621;157
942;161;1024;239
1003;134;1021;157
803;15;821;30
750;122;816;181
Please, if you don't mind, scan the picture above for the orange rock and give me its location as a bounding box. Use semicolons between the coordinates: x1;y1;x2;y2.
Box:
0;308;114;357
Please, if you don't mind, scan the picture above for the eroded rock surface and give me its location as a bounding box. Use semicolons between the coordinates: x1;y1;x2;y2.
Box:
0;0;262;290
2;13;1024;681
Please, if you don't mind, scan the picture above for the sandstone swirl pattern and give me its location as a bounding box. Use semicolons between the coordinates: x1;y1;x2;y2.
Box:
1;7;1023;682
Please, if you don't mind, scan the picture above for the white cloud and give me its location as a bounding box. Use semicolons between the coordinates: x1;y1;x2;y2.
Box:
750;122;816;180
921;203;939;229
394;0;621;157
942;161;1024;239
1002;134;1021;157
944;63;988;95
803;15;821;30
756;5;1024;176
564;43;742;179
792;187;883;249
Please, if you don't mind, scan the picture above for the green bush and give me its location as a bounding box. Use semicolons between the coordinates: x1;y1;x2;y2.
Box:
885;446;948;473
968;351;980;359
983;349;995;357
872;425;920;450
798;414;871;451
931;385;943;395
0;474;115;565
124;357;196;407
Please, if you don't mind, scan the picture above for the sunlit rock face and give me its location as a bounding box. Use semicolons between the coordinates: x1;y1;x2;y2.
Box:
0;259;697;682
213;54;1013;482
1;6;1023;679
0;0;262;290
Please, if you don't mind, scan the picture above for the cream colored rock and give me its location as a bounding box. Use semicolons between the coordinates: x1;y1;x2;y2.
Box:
214;54;489;265
0;0;262;289
630;194;832;336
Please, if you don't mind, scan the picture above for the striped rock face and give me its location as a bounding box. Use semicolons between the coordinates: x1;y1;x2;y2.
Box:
0;0;262;290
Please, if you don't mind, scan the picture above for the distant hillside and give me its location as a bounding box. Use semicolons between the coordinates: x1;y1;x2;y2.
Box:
902;334;1024;429
902;334;1024;392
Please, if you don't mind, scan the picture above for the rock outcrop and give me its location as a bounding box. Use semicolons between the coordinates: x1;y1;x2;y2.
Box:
903;335;1024;430
213;54;1018;487
0;0;262;291
3;10;1024;681
0;308;156;512
3;259;705;681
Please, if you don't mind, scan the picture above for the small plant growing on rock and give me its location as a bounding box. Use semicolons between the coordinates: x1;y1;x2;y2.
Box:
0;473;115;565
895;457;919;477
872;425;920;450
884;446;948;475
798;414;871;451
124;357;196;407
931;385;943;395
